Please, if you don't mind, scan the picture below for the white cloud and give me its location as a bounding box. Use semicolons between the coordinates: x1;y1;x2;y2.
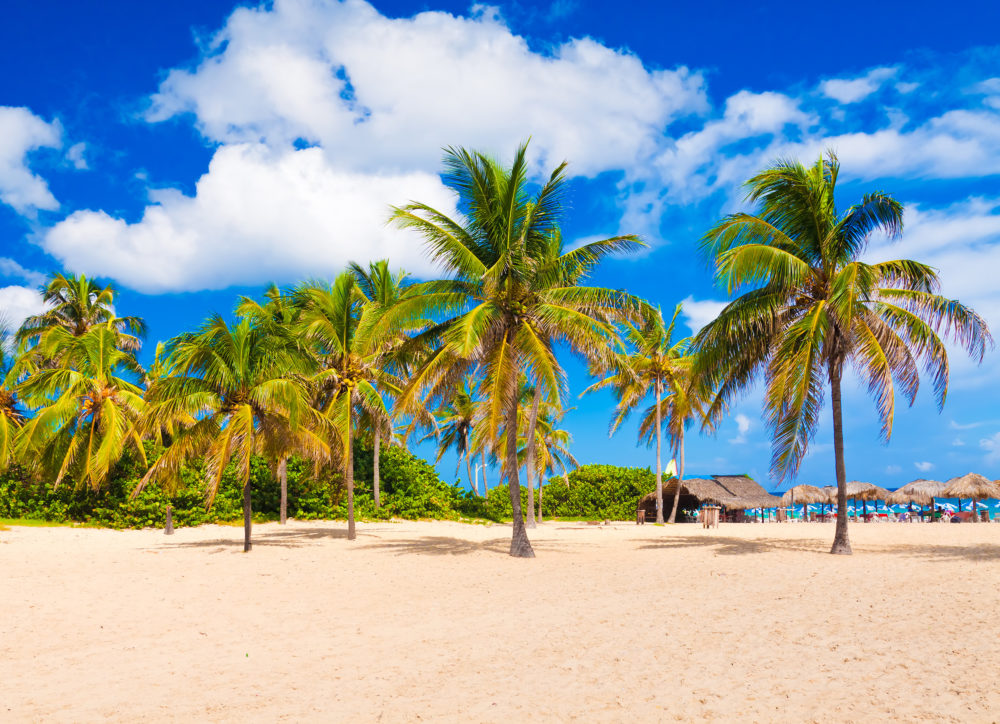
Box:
885;464;902;474
65;142;87;170
952;438;965;447
914;461;935;472
0;106;62;215
820;67;897;104
979;432;1000;463
0;285;46;332
146;0;706;178
43;144;459;293
680;295;727;333
730;413;751;444
0;258;45;287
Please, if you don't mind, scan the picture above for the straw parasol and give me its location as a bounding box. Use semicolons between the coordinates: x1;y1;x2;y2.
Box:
889;479;946;507
781;485;826;520
942;473;1000;523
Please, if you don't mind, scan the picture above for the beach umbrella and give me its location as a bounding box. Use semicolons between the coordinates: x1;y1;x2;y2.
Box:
943;473;1000;523
781;485;826;520
888;479;946;507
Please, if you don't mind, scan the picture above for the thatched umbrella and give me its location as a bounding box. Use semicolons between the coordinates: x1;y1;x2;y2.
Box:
943;473;1000;523
781;484;826;520
889;479;946;513
845;481;879;518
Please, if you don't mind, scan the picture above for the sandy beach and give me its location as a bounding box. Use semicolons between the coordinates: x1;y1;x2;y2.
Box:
3;519;999;723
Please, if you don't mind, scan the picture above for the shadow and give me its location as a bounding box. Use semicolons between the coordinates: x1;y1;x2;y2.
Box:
149;525;388;551
639;533;1000;561
354;535;578;557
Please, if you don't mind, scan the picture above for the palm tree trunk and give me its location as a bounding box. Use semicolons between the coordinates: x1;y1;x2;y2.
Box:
373;427;381;509
278;457;288;525
538;475;543;522
242;478;253;553
525;387;541;529
466;450;476;496
506;374;534;558
668;427;685;523
561;461;570;487
655;379;664;524
346;393;356;541
829;362;852;555
481;451;489;493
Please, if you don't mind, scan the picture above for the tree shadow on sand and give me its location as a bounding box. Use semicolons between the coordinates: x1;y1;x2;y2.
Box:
354;535;578;557
149;525;390;551
640;534;1000;561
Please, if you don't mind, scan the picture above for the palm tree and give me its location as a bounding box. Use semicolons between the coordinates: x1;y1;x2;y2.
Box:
295;272;403;541
138;315;327;552
390;141;648;557
524;402;577;522
0;330;25;472
238;284;303;524
696;154;991;554
584;305;695;524
17;272;145;351
422;376;480;494
15;324;147;490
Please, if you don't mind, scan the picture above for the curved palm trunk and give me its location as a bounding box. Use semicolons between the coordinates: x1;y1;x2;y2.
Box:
373;427;381;509
829;364;852;555
525;387;541;528
242;478;253;553
668;427;685;523
654;379;664;524
346;393;356;541
538;476;544;522
506;374;534;558
465;450;476;496
278;457;288;525
561;461;570;488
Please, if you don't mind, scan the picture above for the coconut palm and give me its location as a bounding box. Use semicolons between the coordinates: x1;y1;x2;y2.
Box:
0;330;26;472
390;141;648;557
695;154;991;554
16;272;145;351
295;272;406;541
422;376;480;495
523;402;577;522
238;284;304;524
137;315;328;552
15;323;146;490
584;305;697;524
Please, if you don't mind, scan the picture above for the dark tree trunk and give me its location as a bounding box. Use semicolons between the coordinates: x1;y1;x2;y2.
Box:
506;374;534;558
346;394;356;541
164;504;174;535
373;427;381;509
242;478;253;553
829;362;852;555
524;387;541;529
655;379;664;524
668;427;685;524
278;457;288;525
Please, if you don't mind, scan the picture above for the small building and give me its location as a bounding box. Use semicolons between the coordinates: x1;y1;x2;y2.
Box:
638;474;782;522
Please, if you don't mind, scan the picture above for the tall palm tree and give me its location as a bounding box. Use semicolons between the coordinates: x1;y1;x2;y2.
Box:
138;315;328;552
15;324;147;490
295;272;403;541
695;154;991;554
584;305;695;523
238;284;303;524
390;141;648;557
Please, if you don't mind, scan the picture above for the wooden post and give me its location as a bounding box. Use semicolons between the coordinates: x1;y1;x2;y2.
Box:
165;504;174;535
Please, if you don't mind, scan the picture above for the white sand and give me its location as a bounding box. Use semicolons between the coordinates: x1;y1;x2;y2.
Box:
3;518;999;722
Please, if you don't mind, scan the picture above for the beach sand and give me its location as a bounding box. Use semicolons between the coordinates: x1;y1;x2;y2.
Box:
2;518;999;722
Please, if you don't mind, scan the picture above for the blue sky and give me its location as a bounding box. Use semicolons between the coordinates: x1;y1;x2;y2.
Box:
2;0;1000;492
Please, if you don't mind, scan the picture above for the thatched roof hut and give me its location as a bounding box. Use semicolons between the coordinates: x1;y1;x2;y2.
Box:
781;484;826;506
888;479;946;506
640;474;781;517
942;473;1000;500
